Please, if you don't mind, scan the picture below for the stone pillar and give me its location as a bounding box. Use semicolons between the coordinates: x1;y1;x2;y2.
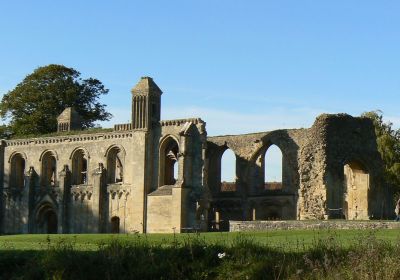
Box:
215;210;220;230
171;186;190;232
92;163;106;233
236;157;250;220
26;167;38;233
58;165;71;233
19;169;31;233
195;200;209;232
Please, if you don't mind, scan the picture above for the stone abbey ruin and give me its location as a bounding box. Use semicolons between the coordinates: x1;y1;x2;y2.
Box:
0;77;392;234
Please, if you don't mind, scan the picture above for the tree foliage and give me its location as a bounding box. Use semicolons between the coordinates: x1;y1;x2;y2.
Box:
362;111;400;194
0;64;112;137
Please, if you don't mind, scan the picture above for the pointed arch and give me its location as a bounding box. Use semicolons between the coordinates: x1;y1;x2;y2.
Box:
69;147;90;160
220;148;236;192
104;144;126;159
264;144;283;190
71;148;89;185
9;153;26;189
39;149;58;161
105;145;126;184
159;135;180;187
40;150;58;187
8;151;27;163
35;202;58;234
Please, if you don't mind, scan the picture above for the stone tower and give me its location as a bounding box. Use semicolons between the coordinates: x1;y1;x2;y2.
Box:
131;77;162;130
57;107;82;132
130;77;163;232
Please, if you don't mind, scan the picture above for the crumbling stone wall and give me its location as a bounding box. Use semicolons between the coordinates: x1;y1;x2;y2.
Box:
296;116;329;219
205;114;388;225
322;114;388;219
206;129;306;226
230;220;400;232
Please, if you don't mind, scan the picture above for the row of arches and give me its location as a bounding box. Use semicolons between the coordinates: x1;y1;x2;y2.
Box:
9;134;181;190
35;203;122;234
220;145;283;192
9;134;183;192
8;146;126;189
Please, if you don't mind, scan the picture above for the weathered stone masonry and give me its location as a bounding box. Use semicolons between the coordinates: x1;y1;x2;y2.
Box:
0;77;392;234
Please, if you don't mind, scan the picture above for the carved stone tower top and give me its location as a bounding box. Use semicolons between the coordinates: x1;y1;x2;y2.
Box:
131;77;163;130
57;107;82;132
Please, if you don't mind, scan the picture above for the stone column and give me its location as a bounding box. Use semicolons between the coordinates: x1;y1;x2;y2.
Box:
236;157;250;220
26;167;38;233
19;169;31;233
58;165;71;233
171;186;190;232
92;163;106;233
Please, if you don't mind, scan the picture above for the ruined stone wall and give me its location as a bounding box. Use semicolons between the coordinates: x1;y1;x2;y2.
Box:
230;220;400;232
206;129;308;224
205;114;389;224
1;130;145;234
322;114;387;219
296;117;328;219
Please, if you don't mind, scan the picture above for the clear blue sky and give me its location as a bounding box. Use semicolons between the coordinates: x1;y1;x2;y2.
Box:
1;1;399;181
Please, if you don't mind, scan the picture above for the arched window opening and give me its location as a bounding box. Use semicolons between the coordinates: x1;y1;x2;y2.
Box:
220;149;236;192
10;154;25;189
159;137;179;186
41;152;57;187
107;147;124;184
111;216;120;234
72;149;88;185
343;160;369;220
264;145;283;190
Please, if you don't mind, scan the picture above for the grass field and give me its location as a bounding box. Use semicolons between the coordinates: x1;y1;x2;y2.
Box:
1;228;400;251
2;229;400;279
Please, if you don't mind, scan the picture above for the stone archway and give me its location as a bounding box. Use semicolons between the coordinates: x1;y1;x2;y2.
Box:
36;204;58;234
159;136;179;187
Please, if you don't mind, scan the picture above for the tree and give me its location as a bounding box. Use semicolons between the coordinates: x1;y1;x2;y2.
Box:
362;111;400;194
0;125;12;139
0;64;112;137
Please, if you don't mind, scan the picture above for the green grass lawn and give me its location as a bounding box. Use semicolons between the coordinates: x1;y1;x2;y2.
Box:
2;229;400;251
2;229;400;279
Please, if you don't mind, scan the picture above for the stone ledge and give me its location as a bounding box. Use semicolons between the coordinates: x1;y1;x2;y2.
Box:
5;131;133;147
148;185;173;196
229;220;400;232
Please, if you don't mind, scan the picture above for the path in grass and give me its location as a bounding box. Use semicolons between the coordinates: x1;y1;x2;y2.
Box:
2;229;400;251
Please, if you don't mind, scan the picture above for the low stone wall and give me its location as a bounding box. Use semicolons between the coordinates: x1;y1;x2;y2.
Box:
229;220;400;232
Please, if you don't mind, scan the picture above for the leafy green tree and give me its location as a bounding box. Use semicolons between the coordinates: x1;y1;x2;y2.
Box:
0;64;112;137
362;111;400;194
0;124;12;139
